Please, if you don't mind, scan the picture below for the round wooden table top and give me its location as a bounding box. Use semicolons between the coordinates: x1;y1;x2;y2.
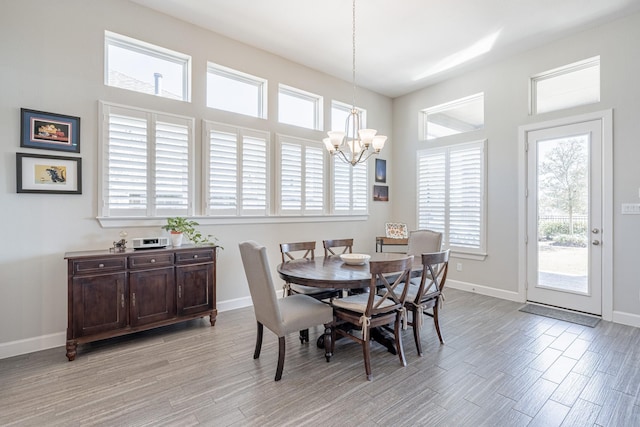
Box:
277;252;414;289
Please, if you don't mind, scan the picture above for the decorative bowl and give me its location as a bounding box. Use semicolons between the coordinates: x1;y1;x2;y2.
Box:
340;253;371;265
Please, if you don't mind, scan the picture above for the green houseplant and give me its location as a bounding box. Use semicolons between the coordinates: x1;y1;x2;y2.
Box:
162;217;220;248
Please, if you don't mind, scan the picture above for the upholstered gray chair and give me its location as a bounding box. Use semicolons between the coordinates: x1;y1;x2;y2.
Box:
239;240;333;381
407;229;443;259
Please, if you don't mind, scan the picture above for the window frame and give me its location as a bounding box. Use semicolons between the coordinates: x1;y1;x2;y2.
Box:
206;62;267;118
278;84;323;130
203;121;271;217
420;93;484;141
275;134;328;215
530;56;601;115
104;31;191;102
98;101;195;219
417;139;487;259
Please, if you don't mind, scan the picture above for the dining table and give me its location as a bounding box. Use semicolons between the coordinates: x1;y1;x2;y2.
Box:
277;252;419;352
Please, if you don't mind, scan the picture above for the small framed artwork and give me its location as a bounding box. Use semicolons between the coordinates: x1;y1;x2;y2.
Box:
21;108;80;153
373;185;389;202
375;158;386;183
16;153;82;194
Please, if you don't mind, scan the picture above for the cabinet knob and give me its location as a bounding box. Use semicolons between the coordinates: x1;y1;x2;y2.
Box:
193;255;198;259
150;259;156;263
98;263;105;268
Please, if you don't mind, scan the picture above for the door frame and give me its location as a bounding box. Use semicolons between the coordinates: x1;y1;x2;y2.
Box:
518;109;613;321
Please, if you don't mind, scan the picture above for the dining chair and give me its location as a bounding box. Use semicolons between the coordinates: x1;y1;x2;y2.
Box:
280;241;342;302
239;241;333;381
322;238;354;257
331;255;414;381
406;229;443;259
403;250;450;355
280;241;341;343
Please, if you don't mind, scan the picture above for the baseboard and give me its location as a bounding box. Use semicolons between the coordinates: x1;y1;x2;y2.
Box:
612;310;640;328
0;295;261;360
217;295;253;312
0;331;66;360
447;279;524;303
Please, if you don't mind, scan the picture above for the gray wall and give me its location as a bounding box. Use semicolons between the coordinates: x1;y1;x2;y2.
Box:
0;0;393;357
392;12;640;323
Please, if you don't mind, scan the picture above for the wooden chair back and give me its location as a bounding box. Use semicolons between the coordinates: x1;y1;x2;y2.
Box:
413;250;450;305
322;238;354;257
280;241;316;263
367;256;414;316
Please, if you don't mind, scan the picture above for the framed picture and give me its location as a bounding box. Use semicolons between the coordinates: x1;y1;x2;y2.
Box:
375;158;386;183
16;153;82;194
21;108;80;153
373;185;389;202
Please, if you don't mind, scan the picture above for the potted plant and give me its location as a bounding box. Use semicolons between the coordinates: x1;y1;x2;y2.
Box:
162;217;220;248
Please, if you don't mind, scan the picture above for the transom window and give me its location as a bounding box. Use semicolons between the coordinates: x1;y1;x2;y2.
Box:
331;100;367;132
417;140;487;257
105;31;191;102
206;63;267;118
531;56;600;115
278;84;322;130
421;93;484;140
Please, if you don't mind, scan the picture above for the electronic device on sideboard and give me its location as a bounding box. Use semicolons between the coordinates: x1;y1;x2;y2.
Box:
132;237;169;250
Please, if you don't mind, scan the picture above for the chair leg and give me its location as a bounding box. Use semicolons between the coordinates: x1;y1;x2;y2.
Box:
395;311;407;367
324;324;332;362
433;301;444;344
253;322;263;359
363;328;373;381
275;336;286;381
299;329;309;344
412;307;423;356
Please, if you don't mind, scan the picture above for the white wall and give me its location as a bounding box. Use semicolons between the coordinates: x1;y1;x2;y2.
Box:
392;12;640;322
0;0;393;358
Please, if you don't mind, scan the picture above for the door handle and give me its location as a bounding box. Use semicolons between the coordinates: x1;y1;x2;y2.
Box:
592;240;600;246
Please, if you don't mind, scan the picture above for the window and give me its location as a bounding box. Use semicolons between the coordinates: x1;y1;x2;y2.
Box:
207;63;267;118
333;160;368;214
531;56;600;114
277;135;326;214
105;31;191;102
278;84;322;130
421;93;484;140
331;100;367;131
417;140;486;256
204;122;269;216
99;102;194;217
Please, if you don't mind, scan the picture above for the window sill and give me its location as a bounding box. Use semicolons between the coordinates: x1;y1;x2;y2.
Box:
97;214;369;229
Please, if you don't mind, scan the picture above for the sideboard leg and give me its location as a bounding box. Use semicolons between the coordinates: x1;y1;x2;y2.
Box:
209;313;217;326
66;341;77;361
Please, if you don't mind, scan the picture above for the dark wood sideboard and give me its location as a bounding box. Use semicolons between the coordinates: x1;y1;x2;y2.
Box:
64;245;217;361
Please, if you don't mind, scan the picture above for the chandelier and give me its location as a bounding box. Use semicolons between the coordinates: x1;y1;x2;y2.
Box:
322;0;387;166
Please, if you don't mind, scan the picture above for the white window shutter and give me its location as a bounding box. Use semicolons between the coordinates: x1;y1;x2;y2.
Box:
305;147;324;211
106;112;148;216
208;129;238;215
417;140;485;254
241;134;268;214
280;142;302;211
155;119;190;215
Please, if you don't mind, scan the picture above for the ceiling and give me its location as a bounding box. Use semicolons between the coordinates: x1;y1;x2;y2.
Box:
131;0;640;98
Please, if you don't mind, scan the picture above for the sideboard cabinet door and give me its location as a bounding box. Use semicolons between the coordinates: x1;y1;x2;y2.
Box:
72;272;127;337
129;266;176;327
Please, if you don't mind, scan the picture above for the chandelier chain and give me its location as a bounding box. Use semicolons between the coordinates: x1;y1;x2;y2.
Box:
352;0;356;110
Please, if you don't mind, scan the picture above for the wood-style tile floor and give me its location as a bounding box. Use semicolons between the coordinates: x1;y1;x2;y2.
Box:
2;289;640;426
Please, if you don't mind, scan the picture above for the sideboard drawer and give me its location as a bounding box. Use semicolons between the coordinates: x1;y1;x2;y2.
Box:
129;253;174;269
175;249;214;264
73;257;126;275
